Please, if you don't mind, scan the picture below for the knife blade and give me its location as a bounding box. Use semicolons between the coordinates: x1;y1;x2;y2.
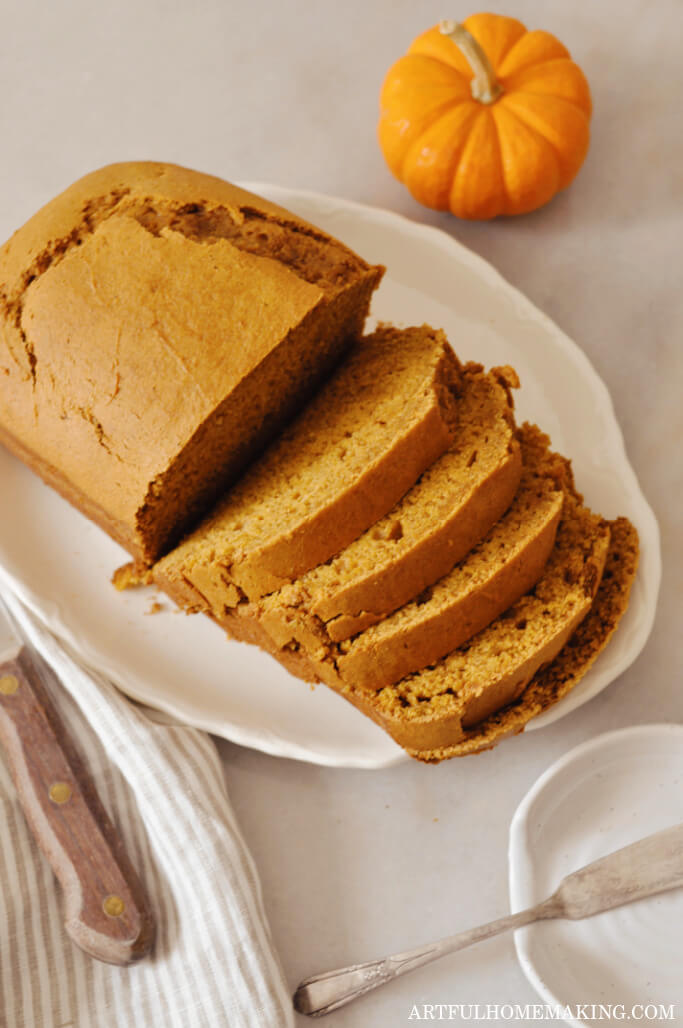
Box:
0;594;154;965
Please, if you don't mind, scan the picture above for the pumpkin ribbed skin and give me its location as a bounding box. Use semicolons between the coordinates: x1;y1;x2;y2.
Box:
378;14;592;219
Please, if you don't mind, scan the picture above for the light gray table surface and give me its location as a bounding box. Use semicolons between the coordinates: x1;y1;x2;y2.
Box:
1;0;681;1024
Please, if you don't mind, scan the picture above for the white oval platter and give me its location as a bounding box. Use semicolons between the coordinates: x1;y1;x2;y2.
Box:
0;185;660;768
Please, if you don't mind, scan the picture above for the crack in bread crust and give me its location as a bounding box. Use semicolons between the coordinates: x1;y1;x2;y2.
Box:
0;163;383;564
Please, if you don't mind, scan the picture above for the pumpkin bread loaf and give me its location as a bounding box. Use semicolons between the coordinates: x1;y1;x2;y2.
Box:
0;162;383;564
153;325;462;609
251;361;522;645
0;164;637;765
255;424;563;691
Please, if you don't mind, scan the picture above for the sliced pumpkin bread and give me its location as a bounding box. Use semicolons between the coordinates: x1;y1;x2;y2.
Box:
253;361;522;645
342;479;612;753
225;445;635;761
254;423;563;690
378;516;639;762
153;324;462;608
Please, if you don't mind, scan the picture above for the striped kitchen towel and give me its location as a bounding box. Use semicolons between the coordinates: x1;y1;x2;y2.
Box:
0;590;295;1028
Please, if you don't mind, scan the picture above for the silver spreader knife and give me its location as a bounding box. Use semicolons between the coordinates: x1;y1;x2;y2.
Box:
295;819;683;1016
0;594;154;964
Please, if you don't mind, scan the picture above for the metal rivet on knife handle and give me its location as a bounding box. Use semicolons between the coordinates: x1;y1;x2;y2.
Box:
0;674;19;694
49;781;73;805
102;895;126;918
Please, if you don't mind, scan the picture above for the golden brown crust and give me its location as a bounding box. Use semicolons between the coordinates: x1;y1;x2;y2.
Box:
0;162;382;564
0;162;373;299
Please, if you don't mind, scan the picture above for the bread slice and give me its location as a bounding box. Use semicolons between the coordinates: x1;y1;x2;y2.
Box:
341;483;612;753
393;516;639;761
253;362;522;645
254;424;563;690
0;161;383;564
153;325;462;608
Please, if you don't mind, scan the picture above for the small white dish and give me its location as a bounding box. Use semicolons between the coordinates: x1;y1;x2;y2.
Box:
509;725;683;1025
0;186;661;767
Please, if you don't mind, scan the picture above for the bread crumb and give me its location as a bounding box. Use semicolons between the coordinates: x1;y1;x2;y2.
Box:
145;601;164;615
112;561;152;590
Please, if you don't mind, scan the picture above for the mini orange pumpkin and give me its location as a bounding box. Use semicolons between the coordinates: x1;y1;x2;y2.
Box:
378;14;592;219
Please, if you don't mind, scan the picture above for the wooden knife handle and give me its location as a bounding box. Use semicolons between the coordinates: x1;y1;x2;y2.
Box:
0;648;154;965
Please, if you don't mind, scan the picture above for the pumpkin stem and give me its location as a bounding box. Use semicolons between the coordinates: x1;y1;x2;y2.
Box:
439;20;503;105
